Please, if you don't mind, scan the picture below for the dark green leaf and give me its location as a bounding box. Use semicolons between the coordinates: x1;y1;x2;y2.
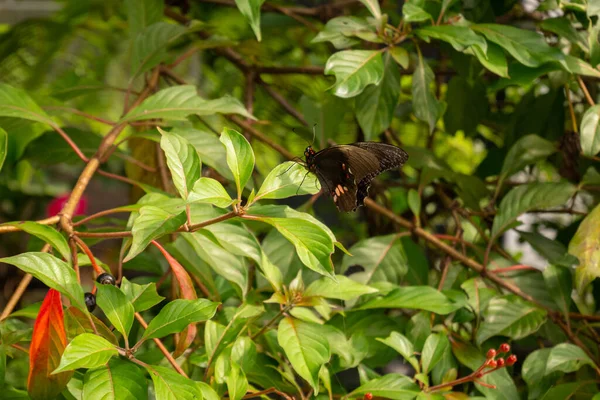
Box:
542;264;572;317
142;298;219;341
416;25;487;53
54;334;117;374
0;83;53;125
518;231;567;264
0;127;6;172
500;134;557;181
539;17;588;50
324;50;384;98
235;0;265;41
131;22;186;77
443;77;487;135
124;0;163;38
359;286;461;314
412;53;443;133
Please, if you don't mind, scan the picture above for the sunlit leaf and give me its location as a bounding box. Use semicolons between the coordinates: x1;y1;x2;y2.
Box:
348;373;419;399
235;0;265;41
324;50;384;98
359;286;461;314
159;129;201;200
82;359;148;400
570;203;600;294
141;299;219;341
305;275;377;300
53;333;118;374
120;277;165;312
220;127;255;198
580;105;600;157
188;178;233;208
3;222;70;261
95;284;135;338
146;365;202;400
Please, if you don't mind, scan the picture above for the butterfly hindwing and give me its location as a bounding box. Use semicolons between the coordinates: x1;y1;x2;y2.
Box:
312;148;359;211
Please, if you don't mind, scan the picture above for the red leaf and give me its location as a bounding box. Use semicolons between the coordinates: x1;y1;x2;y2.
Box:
28;289;73;400
152;240;197;356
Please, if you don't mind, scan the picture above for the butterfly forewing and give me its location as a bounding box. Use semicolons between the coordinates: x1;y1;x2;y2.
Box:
307;142;408;212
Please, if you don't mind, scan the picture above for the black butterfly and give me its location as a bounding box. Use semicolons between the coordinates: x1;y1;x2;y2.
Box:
303;142;409;212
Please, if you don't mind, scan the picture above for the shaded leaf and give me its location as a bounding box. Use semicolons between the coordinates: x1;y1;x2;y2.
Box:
64;307;118;346
305;275;378;300
542;264;572;317
124;0;163;38
254;161;319;202
0;83;53;125
324;50;384;98
500;134;557;181
0;127;6;172
416;25;487;53
131;22;186;77
546;343;595;374
412;53;443;133
311;17;371;49
421;333;449;374
3;222;70;261
54;333;117;374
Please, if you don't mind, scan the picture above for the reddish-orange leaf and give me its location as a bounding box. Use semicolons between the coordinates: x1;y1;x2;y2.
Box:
28;289;73;400
152;240;197;356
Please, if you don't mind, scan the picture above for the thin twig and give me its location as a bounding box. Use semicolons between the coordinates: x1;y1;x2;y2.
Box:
578;76;595;106
0;216;60;234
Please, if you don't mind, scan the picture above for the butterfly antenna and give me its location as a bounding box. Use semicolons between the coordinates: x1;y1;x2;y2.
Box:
296;170;311;195
311;123;317;146
277;157;303;177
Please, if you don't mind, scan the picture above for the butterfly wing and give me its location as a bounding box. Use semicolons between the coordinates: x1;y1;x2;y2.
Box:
311;147;361;212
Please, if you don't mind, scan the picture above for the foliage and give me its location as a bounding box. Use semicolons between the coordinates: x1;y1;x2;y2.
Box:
1;0;600;399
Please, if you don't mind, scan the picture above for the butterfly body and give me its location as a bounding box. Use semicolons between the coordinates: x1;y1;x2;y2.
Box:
304;142;408;212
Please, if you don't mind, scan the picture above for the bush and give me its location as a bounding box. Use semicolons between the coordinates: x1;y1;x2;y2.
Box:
1;0;600;399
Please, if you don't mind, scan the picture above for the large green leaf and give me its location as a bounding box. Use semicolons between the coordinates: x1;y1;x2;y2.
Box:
304;275;377;300
570;203;600;294
277;317;330;393
131;22;186;77
341;234;417;285
412;52;443;133
53;334;117;374
95;284;135;338
376;332;419;371
546;343;595;374
246;205;336;277
356;54;400;140
580;105;600;157
492;182;577;237
522;349;559;399
348;373;419;399
121;86;254;123
3;222;70;261
0;127;6;172
500;134;557;181
359;286;461;314
421;333;449;374
159;130;201;200
235;0;265;41
124;205;186;261
468;41;509;77
0;83;53;125
518;231;568;264
146;365;203;400
120;277;164;312
82;359;148;400
472;24;563;67
124;0;163;38
542;264;572;318
324;50;384;98
220;127;255;198
253;161;319;202
141;298;219;341
403;3;432;22
416;25;487;53
188;178;233;208
476;295;547;344
0;253;85;311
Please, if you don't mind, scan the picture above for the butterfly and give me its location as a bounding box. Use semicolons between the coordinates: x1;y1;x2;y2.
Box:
303;142;409;212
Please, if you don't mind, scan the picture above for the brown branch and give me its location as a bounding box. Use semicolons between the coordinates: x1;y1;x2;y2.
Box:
50;123;89;162
578;76;595;106
565;85;578;134
257;65;325;75
96;169;146;189
0;216;60;234
73;207;135;227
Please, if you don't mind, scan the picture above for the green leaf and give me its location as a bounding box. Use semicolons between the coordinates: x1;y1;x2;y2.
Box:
181;231;248;295
476;295;547;344
500;134;556;181
235;0;265;41
570;203;600;294
341;234;415;285
348;373;420;399
121;85;254;123
412;52;443;133
407;189;421;216
539;17;588;51
95;284;135;338
0;252;85;311
124;0;163;38
0;127;6;172
472;24;563;67
559;55;600;78
120;277;164;312
277;317;330;393
518;231;567;264
492;182;577;237
359;0;381;19
522;349;557;399
311;17;372;49
403;3;432;23
3;222;70;261
359;286;461;314
171;128;233;181
220;127;255;198
324;50;384;98
141;299;219;341
159;130;201;200
82;359;148;400
416;25;487;53
376;332;419;372
580;105;600;157
542;265;572;317
546;343;595;374
131;22;186;77
146;365;202;400
305;275;378;300
188;178;233;208
468;41;509;78
124;205;186;261
0;83;53;125
53;334;118;374
356;54;400;140
254;161;319;202
421;333;449;374
226;361;248;400
390;47;409;69
589;0;600;17
246;205;335;277
590;22;600;68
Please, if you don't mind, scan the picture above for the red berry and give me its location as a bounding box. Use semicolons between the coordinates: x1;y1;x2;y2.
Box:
496;358;505;367
507;355;517;366
364;394;373;400
499;343;510;353
487;359;497;368
486;349;497;359
475;371;484;378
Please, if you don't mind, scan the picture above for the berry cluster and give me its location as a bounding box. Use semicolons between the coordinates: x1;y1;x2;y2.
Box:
84;273;117;312
475;343;517;380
